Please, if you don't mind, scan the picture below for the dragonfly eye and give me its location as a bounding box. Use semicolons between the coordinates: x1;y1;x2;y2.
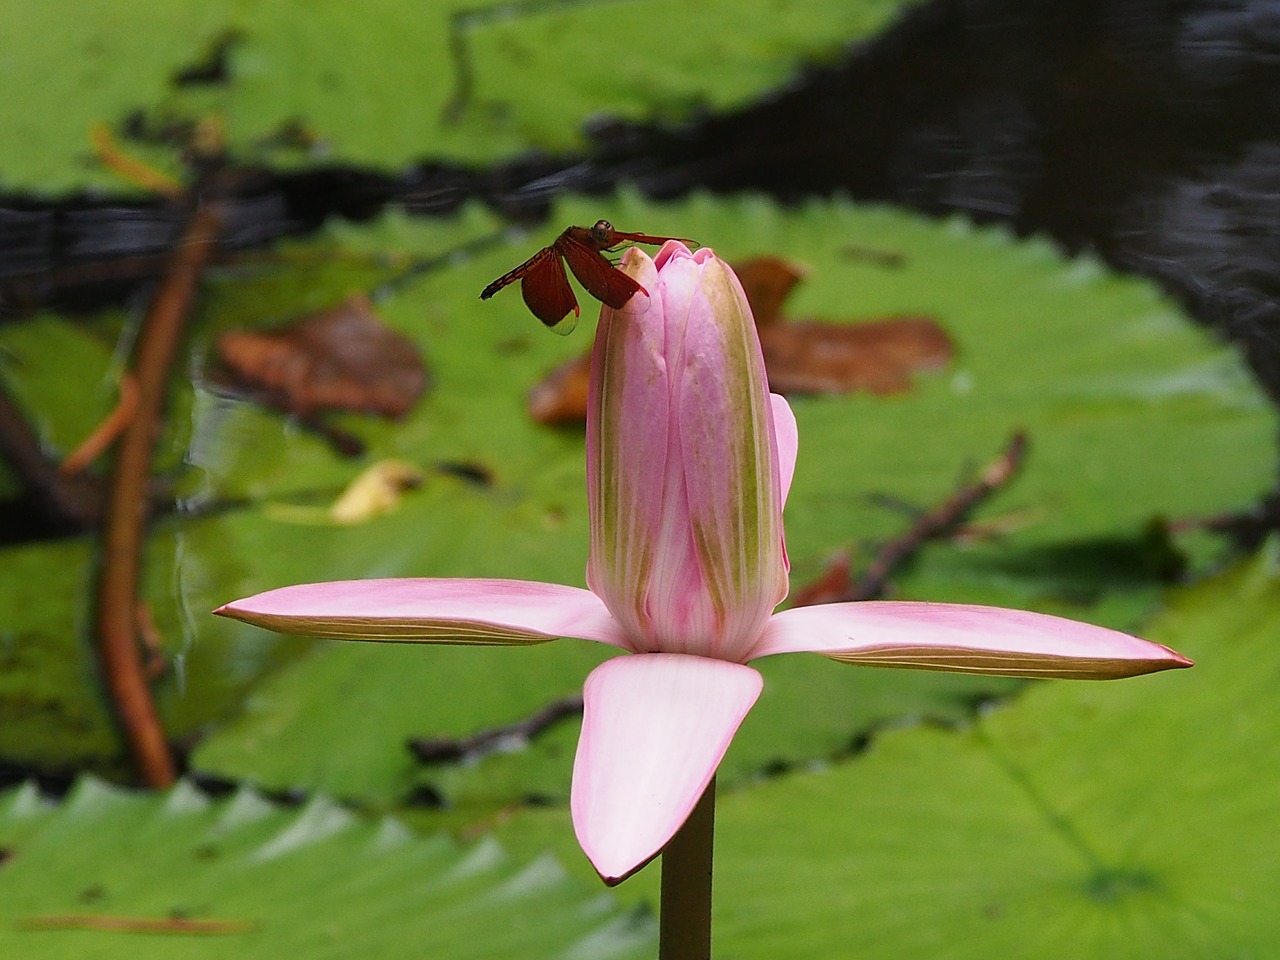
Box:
590;220;613;244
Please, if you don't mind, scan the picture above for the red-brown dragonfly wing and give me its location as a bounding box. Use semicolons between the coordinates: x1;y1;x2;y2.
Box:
520;250;581;328
608;230;692;247
560;234;645;310
480;245;551;301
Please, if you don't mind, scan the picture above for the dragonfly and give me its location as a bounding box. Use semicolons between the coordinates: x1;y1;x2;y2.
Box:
480;220;691;332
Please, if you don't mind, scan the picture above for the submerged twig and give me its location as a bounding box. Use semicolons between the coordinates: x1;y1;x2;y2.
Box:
408;694;583;763
0;378;105;531
794;431;1030;605
59;373;140;476
95;205;221;788
1167;490;1280;551
17;914;255;935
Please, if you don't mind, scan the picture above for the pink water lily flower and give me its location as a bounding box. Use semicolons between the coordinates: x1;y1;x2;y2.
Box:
217;241;1191;886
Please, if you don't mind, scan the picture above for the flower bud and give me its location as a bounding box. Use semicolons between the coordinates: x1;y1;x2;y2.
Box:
586;243;789;662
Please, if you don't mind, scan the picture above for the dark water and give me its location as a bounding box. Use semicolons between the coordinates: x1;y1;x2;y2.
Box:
584;0;1280;411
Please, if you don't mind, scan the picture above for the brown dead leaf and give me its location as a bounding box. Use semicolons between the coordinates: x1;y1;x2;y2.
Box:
328;459;425;524
735;255;954;396
733;256;806;327
216;292;428;420
525;255;955;425
760;315;954;395
789;552;856;606
527;351;592;426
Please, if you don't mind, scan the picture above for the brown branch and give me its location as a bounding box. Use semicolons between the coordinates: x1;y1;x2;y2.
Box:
794;431;1030;605
95;205;221;788
0;378;105;530
408;694;583;763
852;431;1028;599
89;122;186;198
16;914;255;935
136;601;169;682
1166;489;1280;551
60;373;140;476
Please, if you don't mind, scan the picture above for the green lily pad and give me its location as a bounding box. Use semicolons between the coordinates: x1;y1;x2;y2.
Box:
0;528;321;778
492;544;1280;958
0;314;124;465
0;0;906;192
0;194;1269;786
0;539;119;773
712;544;1280;958
182;194;1269;808
0;776;655;959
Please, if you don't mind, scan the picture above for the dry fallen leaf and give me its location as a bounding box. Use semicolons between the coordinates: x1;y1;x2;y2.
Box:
213;292;428;456
733;256;807;327
759;315;954;395
733;255;954;396
527;255;955;425
216;292;428;420
527;351;592;426
328;459;425;524
262;459;426;526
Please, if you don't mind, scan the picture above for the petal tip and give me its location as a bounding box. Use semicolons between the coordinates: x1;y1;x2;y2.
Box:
585;849;658;888
570;655;761;888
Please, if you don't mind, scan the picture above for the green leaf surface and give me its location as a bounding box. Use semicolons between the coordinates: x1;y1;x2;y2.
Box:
181;194;1270;807
0;539;118;772
0;195;1268;786
0;0;906;192
0;315;124;465
493;545;1280;958
715;545;1280;959
0;777;654;959
0;529;321;778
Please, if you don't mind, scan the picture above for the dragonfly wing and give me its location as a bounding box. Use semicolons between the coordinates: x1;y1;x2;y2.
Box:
609;231;690;247
562;235;643;309
480;245;550;300
521;251;580;326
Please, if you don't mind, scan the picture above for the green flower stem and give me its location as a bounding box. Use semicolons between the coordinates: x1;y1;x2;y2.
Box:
659;776;716;960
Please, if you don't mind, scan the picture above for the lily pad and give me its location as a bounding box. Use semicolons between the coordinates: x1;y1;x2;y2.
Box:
0;0;907;192
0;539;119;772
0;776;655;959
493;544;1280;958
0;195;1268;783
0;313;124;466
183;194;1270;807
711;544;1280;958
0;529;320;778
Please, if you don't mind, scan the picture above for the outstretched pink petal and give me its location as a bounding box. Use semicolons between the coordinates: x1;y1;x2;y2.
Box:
771;393;798;508
752;601;1192;678
571;654;763;885
215;579;630;648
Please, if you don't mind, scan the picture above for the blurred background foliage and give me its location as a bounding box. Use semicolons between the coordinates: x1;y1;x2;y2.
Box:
0;1;1276;956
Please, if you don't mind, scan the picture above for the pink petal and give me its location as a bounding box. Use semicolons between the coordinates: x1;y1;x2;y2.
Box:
215;579;630;648
771;392;798;507
585;247;670;646
650;254;787;660
571;654;763;884
653;239;697;269
752;601;1193;678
